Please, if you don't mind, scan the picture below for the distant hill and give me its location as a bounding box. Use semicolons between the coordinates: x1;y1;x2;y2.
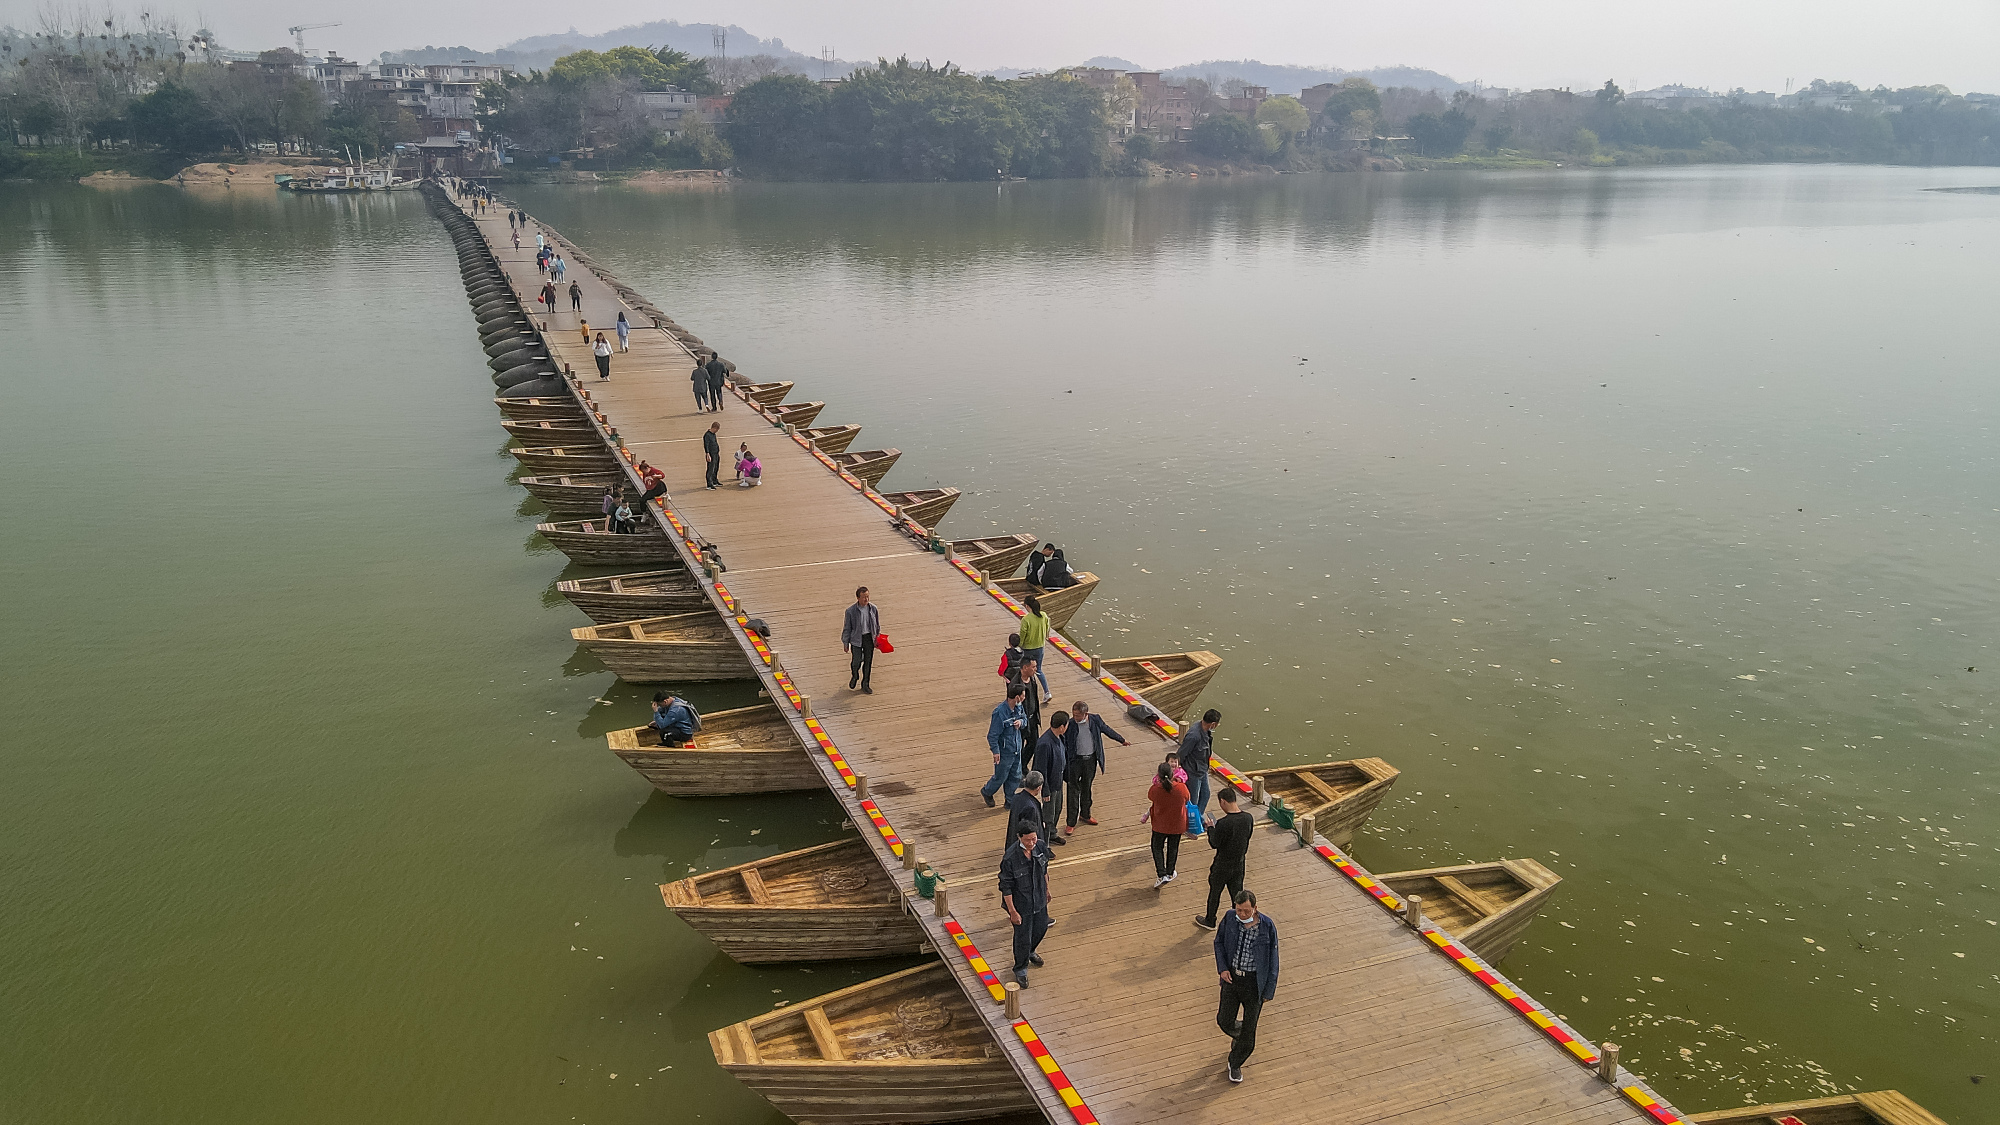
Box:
1162;59;1467;95
380;20;864;75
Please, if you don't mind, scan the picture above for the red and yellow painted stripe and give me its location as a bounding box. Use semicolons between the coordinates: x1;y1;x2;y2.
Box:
941;920;1006;1002
1013;1020;1100;1124
801;717;857;786
1622;1085;1688;1123
857;797;903;858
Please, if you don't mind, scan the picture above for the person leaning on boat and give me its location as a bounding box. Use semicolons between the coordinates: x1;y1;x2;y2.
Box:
998;821;1054;988
649;692;701;747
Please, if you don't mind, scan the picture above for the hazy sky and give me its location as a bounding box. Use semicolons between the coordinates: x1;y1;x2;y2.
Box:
9;0;1996;92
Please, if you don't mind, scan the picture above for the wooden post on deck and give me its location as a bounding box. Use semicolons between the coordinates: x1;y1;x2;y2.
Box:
855;774;870;802
944;541;956;562
1004;982;1021;1019
1598;1044;1620;1083
1252;776;1268;806
1297;812;1316;847
1403;894;1424;930
902;847;917;871
933;881;950;918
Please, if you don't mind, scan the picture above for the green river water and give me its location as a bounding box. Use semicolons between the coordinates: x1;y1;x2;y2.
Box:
2;166;1995;1123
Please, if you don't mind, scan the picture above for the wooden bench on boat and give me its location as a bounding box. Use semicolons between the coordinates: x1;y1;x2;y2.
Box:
557;569;706;623
881;488;961;531
952;534;1039;580
1244;758;1399;847
515;472;626;515
1375;859;1560;964
509;444;617;473
662;838;927;963
831;448;901;488
494;395;584;420
740;380;794;407
801;425;861;454
535;518;677;567
608;704;819;795
1096;651;1223;727
1688;1091;1948;1125
768;401;826;428
571;612;755;682
995;572;1099;631
709;962;1036;1124
501;420;599;446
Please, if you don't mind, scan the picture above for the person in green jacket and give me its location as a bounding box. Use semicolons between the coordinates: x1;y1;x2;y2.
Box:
1017;596;1053;703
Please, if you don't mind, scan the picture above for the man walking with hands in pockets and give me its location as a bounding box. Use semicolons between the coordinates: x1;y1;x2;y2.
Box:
1214;890;1278;1084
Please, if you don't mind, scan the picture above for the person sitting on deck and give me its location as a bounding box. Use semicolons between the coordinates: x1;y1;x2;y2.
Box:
650;692;702;747
737;450;762;488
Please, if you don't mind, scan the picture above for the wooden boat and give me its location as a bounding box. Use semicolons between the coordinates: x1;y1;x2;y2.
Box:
880;488;961;531
501;420;598;446
769;400;826;428
801;425;861;454
995;572;1099;631
710;962;1036;1123
609;703;820;795
572;612;755;682
509;444;616;473
495;395;583;420
662;838;927;963
951;534;1038;580
741;380;794;406
515;472;627;515
796;422;860;452
1374;860;1559;964
558;569;706;623
536;518;678;566
1095;651;1224;727
831;448;900;487
1688;1091;1947;1125
1241;758;1399;848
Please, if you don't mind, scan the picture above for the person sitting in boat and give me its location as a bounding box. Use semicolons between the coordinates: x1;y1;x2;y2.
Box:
1027;543;1078;589
650;692;702;748
612;499;635;534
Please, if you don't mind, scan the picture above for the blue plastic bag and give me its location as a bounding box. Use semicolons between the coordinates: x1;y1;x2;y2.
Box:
1186;800;1206;837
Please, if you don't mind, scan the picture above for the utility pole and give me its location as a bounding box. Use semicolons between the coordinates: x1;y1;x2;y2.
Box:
712;27;726;60
820;46;834;82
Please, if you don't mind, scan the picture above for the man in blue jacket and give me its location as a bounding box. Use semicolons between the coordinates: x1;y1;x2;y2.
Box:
1213;889;1278;1083
649;692;701;748
981;684;1029;807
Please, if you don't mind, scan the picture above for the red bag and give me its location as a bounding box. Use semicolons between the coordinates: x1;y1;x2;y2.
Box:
997;653;1011;677
876;634;894;653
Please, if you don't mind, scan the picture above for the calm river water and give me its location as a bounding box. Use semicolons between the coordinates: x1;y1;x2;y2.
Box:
2;165;1995;1124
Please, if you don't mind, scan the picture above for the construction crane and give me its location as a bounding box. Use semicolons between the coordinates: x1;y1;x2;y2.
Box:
288;22;340;55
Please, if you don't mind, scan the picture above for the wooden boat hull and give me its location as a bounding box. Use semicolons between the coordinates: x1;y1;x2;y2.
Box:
516;472;627;515
801;425;861;454
832;448;900;488
1096;651;1223;727
609;704;819;796
995;572;1098;631
510;444;616;473
1244;757;1399;848
951;534;1038;580
1687;1091;1947;1125
536;520;678;566
661;839;927;963
1374;859;1559;964
557;569;707;623
495;395;584;420
769;401;826;428
710;963;1034;1124
742;380;794;406
502;420;599;446
572;612;755;682
880;488;961;531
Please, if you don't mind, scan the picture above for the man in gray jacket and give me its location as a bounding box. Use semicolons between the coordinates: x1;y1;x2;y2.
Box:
841;586;880;694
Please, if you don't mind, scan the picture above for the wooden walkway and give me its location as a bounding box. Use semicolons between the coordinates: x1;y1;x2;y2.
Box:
452;189;1685;1125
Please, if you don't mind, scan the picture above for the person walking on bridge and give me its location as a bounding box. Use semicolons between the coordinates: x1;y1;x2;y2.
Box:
615;310;630;352
1144;760;1188;887
998;823;1053;988
841;586;880;694
704;354;729;411
1031;710;1070;846
1194;785;1253;931
539;280;556;313
569;280;582;312
1005;771;1044;852
691;362;712;412
1017;595;1054;704
1062;700;1126;836
702;421;722;490
982;683;1028;807
1179;709;1222;826
1214;890;1278;1083
592;332;613;380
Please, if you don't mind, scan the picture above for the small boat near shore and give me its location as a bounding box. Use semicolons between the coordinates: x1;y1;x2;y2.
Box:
741;381;794;406
510;444;617;472
536;518;677;566
709;962;1036;1123
1687;1091;1947;1125
801;425;861;454
571;612;754;682
558;569;707;623
609;704;820;795
516;472;627;514
1374;859;1560;964
831;448;901;487
952;534;1038;580
502;420;599;447
1243;758;1399;848
662;838;927;963
495;395;584;420
1095;651;1223;726
769;400;826;428
880;488;961;530
995;572;1099;631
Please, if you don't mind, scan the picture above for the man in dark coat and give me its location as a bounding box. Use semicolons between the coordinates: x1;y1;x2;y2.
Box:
1213;890;1279;1083
840;586;880;693
1194;786;1254;930
1030;711;1071;845
702;421;722;490
1061;700;1128;835
1005;771;1045;853
998;824;1053;987
704;354;729;411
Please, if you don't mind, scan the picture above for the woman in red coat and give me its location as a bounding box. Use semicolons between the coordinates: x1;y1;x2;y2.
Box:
1144;761;1190;889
